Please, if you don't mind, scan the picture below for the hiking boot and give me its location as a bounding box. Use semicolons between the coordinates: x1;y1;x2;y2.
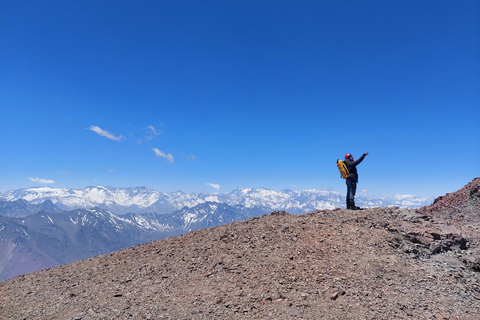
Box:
352;201;363;210
347;200;356;210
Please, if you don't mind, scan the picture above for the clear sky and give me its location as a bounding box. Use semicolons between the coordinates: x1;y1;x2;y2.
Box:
1;1;479;198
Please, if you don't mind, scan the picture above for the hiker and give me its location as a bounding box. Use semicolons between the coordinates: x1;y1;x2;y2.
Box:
344;152;368;210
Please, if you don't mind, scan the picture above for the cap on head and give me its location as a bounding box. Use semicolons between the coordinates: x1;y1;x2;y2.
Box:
345;153;352;159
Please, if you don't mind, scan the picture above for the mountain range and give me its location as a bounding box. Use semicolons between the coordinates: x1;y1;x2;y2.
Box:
1;185;433;215
0;186;434;281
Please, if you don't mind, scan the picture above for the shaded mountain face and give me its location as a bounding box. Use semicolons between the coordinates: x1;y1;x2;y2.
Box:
0;199;61;218
0;178;479;319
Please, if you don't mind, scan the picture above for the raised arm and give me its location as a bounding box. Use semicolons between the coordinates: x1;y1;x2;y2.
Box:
354;152;368;166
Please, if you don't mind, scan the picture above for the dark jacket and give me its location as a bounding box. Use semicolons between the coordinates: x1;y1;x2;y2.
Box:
344;154;366;183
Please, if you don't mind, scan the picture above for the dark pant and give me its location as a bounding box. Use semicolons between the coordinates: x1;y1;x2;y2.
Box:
346;179;357;201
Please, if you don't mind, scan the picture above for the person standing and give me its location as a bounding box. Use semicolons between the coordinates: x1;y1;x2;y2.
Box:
344;152;368;210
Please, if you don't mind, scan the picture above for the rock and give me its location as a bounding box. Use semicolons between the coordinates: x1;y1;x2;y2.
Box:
329;287;346;300
461;255;480;272
271;210;289;216
430;242;442;254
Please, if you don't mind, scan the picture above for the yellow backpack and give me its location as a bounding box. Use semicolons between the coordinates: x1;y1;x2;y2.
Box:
336;159;350;179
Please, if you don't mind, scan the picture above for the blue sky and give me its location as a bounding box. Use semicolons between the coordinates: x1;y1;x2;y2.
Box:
1;1;479;198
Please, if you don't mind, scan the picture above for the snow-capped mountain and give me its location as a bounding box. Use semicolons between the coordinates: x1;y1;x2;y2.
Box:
355;193;433;209
157;202;269;232
225;188;343;213
0;186;434;216
1;186;163;214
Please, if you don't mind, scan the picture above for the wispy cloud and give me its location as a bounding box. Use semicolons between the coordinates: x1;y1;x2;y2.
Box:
146;125;162;139
88;125;125;141
180;152;197;161
152;148;174;163
28;177;55;184
206;183;220;190
136;125;162;144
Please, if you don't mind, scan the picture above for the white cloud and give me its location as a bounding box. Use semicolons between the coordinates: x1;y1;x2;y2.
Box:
88;125;125;141
361;188;368;194
28;177;55;184
152;148;174;163
147;125;162;138
206;183;220;190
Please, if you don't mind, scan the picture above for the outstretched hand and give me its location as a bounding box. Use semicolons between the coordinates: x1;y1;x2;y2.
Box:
364;152;369;156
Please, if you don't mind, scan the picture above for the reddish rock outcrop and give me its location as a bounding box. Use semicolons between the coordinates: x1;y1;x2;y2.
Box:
418;177;480;224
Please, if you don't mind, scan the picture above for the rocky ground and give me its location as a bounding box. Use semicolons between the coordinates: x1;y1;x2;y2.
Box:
1;178;479;319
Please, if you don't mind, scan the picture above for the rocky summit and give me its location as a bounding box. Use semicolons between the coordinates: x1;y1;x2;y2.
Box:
1;179;479;319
